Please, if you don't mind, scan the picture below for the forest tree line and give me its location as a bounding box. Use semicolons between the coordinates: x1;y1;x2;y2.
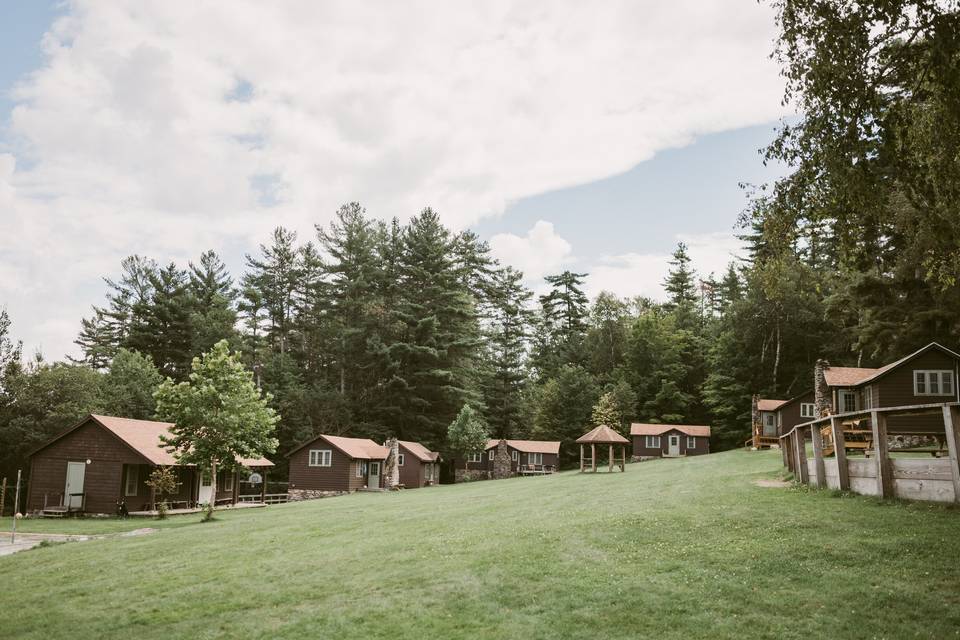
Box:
1;0;958;481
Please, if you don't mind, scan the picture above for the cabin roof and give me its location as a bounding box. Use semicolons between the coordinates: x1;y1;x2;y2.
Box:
575;425;629;444
824;343;960;388
630;423;711;437
30;414;274;467
757;398;788;412
309;435;390;460
484;439;561;454
398;440;439;462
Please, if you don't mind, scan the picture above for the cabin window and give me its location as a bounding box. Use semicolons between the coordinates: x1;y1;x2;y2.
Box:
528;452;543;465
398;454;405;467
124;466;139;496
839;390;857;413
356;461;367;478
488;449;495;461
645;436;660;448
467;452;482;463
425;464;433;481
221;472;234;492
308;450;332;467
686;436;696;449
863;386;874;410
914;370;954;396
511;450;518;461
800;403;815;418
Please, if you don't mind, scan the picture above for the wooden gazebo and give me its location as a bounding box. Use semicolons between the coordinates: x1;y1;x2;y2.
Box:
576;425;628;472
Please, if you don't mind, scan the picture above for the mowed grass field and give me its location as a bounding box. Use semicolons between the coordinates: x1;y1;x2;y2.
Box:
3;449;959;640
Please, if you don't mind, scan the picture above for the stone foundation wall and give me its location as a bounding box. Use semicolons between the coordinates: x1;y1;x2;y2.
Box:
287;488;347;501
455;469;489;482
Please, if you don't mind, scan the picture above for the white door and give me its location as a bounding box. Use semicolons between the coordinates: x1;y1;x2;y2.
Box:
65;461;85;509
668;435;680;457
367;461;381;489
198;470;213;505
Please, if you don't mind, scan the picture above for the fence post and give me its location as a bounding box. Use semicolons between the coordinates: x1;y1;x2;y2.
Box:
870;410;893;499
811;420;826;489
942;405;960;504
796;427;809;485
831;416;849;491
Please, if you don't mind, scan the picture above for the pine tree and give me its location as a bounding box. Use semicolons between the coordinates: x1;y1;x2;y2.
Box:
188;250;238;355
533;271;589;378
126;263;194;380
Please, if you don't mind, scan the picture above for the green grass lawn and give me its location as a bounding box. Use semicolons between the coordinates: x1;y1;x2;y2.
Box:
3;449;959;640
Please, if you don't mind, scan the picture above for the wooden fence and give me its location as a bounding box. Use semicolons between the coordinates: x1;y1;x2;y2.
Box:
779;402;960;504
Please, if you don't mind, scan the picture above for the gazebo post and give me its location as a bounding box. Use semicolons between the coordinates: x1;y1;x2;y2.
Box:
591;444;596;472
608;445;613;472
620;445;626;471
580;444;584;473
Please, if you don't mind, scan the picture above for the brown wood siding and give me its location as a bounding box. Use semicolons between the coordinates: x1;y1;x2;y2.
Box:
632;430;709;457
877;350;960;433
778;391;815;435
288;440;357;492
119;464;194;511
398;444;434;488
27;420;149;514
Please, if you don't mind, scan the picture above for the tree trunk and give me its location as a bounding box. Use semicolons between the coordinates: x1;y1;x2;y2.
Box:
207;458;218;520
772;320;781;393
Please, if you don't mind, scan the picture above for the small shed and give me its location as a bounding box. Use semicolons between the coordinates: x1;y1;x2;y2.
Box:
576;425;628;472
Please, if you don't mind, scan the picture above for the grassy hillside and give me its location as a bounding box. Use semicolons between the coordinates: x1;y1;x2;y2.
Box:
3;450;959;639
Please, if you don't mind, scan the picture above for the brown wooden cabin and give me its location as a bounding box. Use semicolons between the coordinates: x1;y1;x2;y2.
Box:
26;414;274;515
397;440;440;488
630;423;711;459
287;434;391;494
458;439;561;478
753;392;815;448
821;342;960;436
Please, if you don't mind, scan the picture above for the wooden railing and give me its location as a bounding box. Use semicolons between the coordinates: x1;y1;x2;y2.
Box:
779;402;960;503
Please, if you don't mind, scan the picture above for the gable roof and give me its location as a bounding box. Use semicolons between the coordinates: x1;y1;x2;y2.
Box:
576;425;629;444
30;414;274;467
398;440;439;462
758;399;788;412
288;434;389;460
823;366;880;387
485;439;561;455
630;423;711;438
824;343;960;388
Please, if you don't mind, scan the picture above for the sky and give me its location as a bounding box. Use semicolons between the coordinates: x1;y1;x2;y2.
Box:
0;1;790;361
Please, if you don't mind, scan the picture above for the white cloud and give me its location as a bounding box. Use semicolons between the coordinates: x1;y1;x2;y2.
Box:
489;220;572;282
0;1;785;359
584;232;746;300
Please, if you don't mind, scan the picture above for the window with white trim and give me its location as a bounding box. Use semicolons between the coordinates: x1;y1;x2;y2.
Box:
511;450;518;461
645;435;660;448
488;449;495;461
800;403;815;418
125;465;139;496
686;436;696;449
398;453;405;467
914;370;955;396
467;452;482;463
356;461;367;478
862;385;874;410
838;390;857;413
528;452;543;465
308;449;332;467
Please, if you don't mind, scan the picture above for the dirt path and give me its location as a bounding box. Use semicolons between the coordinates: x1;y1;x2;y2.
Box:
0;527;156;557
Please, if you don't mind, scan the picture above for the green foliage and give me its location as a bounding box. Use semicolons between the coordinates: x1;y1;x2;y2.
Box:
446;405;489;462
99;349;163;419
145;466;178;519
532;365;599;465
590;392;621;429
155;340;279;520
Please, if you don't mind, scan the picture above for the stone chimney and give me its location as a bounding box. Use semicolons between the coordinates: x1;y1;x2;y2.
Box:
492;439;513;480
383;437;400;490
751;394;761;439
814;359;831;417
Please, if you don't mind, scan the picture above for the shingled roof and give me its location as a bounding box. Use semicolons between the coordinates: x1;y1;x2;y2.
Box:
398;440;440;462
315;435;390;460
576;425;629;444
485;439;561;454
757;398;788;412
30;414;274;467
630;423;711;438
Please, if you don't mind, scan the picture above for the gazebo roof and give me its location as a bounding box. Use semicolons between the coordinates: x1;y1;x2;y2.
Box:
576;425;629;444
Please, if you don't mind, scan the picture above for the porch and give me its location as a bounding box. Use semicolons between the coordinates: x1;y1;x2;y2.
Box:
127;501;269;517
779;402;960;503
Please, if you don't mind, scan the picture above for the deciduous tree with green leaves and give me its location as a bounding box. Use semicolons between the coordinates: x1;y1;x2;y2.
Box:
154;340;279;520
446;405;489;470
